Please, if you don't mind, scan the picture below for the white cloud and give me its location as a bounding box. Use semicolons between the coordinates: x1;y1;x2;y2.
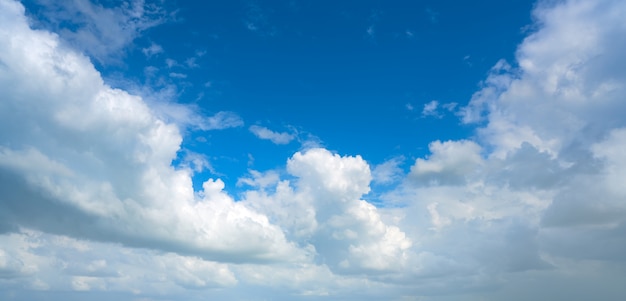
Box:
3;0;626;299
249;125;295;144
0;0;300;265
421;100;440;117
410;140;484;186
381;0;626;297
462;0;626;158
413;0;626;286
243;149;412;274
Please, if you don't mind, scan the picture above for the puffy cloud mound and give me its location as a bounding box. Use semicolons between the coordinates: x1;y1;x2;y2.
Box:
245;148;411;274
0;0;301;264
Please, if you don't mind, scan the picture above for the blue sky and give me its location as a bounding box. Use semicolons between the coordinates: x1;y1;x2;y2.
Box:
24;0;534;192
2;0;626;300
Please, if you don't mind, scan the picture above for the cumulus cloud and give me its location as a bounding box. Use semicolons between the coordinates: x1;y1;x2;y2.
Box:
243;149;412;274
249;125;295;144
454;0;626;248
384;0;626;295
3;0;626;299
364;0;626;298
0;0;300;264
462;0;626;158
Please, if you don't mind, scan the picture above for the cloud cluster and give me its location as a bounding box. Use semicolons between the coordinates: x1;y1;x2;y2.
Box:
245;148;411;273
1;0;626;300
0;0;299;265
382;0;626;296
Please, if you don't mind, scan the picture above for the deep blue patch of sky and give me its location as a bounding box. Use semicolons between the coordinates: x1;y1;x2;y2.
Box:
22;0;535;195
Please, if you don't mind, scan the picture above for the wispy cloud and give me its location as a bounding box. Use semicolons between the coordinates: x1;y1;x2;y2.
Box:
422;100;441;117
422;100;458;118
244;2;277;36
425;8;439;23
168;72;187;79
365;10;382;41
372;156;405;185
31;0;171;63
165;58;178;68
142;42;163;58
249;125;295;144
205;111;244;130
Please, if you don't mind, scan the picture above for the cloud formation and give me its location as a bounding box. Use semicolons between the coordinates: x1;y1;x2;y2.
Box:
2;0;626;300
0;0;299;265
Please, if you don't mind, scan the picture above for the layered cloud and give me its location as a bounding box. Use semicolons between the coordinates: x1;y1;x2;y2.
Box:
1;0;626;300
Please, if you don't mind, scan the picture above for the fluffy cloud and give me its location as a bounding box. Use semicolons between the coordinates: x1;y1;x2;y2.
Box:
2;0;626;299
457;0;626;244
388;0;626;296
0;230;236;295
244;149;411;274
0;0;300;264
463;1;626;158
0;3;410;297
410;140;484;186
